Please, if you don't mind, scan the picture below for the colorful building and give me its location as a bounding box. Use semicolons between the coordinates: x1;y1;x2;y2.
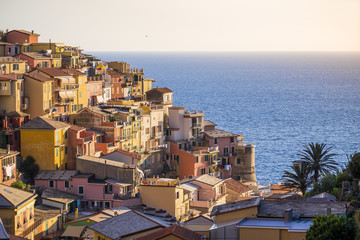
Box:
20;116;70;170
0;57;27;75
0;42;17;57
0;74;25;115
5;30;39;45
139;184;191;221
23;73;53;118
17;52;52;69
185;174;227;214
0;146;19;185
0;184;37;239
30;68;83;121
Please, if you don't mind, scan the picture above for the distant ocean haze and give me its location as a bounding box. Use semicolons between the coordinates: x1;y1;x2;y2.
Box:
89;51;360;183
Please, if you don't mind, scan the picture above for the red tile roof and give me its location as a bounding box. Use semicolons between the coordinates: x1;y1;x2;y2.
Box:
114;149;141;160
24;73;53;82
0;74;17;81
8;30;40;36
61;69;86;76
224;178;251;194
63;122;85;132
149;87;173;93
34;68;71;77
137;225;203;240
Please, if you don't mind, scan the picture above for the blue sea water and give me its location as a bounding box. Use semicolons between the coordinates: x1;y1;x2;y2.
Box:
88;51;360;183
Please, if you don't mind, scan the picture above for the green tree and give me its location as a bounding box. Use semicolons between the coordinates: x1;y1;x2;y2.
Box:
282;161;312;195
19;156;39;185
347;152;360;179
11;181;30;190
306;214;360;240
0;29;6;42
297;143;338;182
0;132;6;148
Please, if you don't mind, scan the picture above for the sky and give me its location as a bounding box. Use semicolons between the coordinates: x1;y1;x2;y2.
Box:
0;0;359;52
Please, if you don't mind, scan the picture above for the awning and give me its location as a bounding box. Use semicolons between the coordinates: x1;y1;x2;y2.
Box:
61;226;86;238
59;92;67;99
65;91;75;98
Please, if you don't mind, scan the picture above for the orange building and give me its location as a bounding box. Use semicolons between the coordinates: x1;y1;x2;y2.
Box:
5;30;39;44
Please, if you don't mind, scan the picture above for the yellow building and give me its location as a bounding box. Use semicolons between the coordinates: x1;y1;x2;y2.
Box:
28;42;65;53
0;56;27;74
30;68;84;119
23;73;53;118
34;204;63;239
237;218;309;240
143;78;155;94
115;109;142;153
62;69;88;111
0;74;25;115
0;184;37;239
139;185;191;221
20;116;70;170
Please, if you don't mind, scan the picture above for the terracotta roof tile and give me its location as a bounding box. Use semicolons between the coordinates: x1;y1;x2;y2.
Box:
224;178;251;194
148;87;173;94
34;68;71;77
61;69;86;76
20;116;70;130
137;225;202;240
8;30;40;36
24;73;53;82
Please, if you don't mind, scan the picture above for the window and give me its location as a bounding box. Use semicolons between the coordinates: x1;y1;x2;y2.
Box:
65;147;68;154
196;157;199;163
105;202;110;209
205;155;209;161
49;100;51;108
79;91;82;98
56;61;59;68
237;158;241;164
49;180;54;188
230;137;234;143
178;144;182;150
13;64;19;71
224;147;229;156
56;131;59;145
176;192;179;199
65;181;69;188
37;62;41;68
56;149;59;157
232;147;235;155
214;138;218;144
78;186;84;194
44;85;47;93
65;130;68;139
201;168;206;174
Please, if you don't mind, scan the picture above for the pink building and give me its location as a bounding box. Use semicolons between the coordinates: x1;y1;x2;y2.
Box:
185;174;227;213
66;124;98;170
169;142;218;179
17;52;52;69
86;77;103;106
0;42;18;56
35;170;140;210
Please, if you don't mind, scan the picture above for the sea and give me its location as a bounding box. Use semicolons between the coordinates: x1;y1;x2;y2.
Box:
87;51;360;183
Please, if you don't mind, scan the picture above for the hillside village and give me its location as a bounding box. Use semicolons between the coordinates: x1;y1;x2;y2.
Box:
0;30;352;240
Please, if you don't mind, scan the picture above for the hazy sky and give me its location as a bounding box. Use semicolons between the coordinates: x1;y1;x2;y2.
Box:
1;0;359;51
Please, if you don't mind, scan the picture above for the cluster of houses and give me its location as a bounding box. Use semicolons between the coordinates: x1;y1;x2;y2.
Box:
0;29;350;240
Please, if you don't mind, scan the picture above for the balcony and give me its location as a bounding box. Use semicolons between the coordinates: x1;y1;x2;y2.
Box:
192;123;202;128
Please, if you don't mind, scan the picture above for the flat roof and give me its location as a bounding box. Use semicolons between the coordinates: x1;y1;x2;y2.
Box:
237;218;312;232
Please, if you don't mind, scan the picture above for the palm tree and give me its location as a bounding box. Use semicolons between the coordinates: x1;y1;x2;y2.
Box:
297;143;338;182
283;161;312;195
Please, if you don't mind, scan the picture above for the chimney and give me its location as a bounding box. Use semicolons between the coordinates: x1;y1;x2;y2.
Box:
6;144;10;154
327;208;331;216
31;30;34;34
284;209;293;223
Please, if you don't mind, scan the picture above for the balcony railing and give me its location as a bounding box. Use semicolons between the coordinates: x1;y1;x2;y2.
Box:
192;123;202;128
